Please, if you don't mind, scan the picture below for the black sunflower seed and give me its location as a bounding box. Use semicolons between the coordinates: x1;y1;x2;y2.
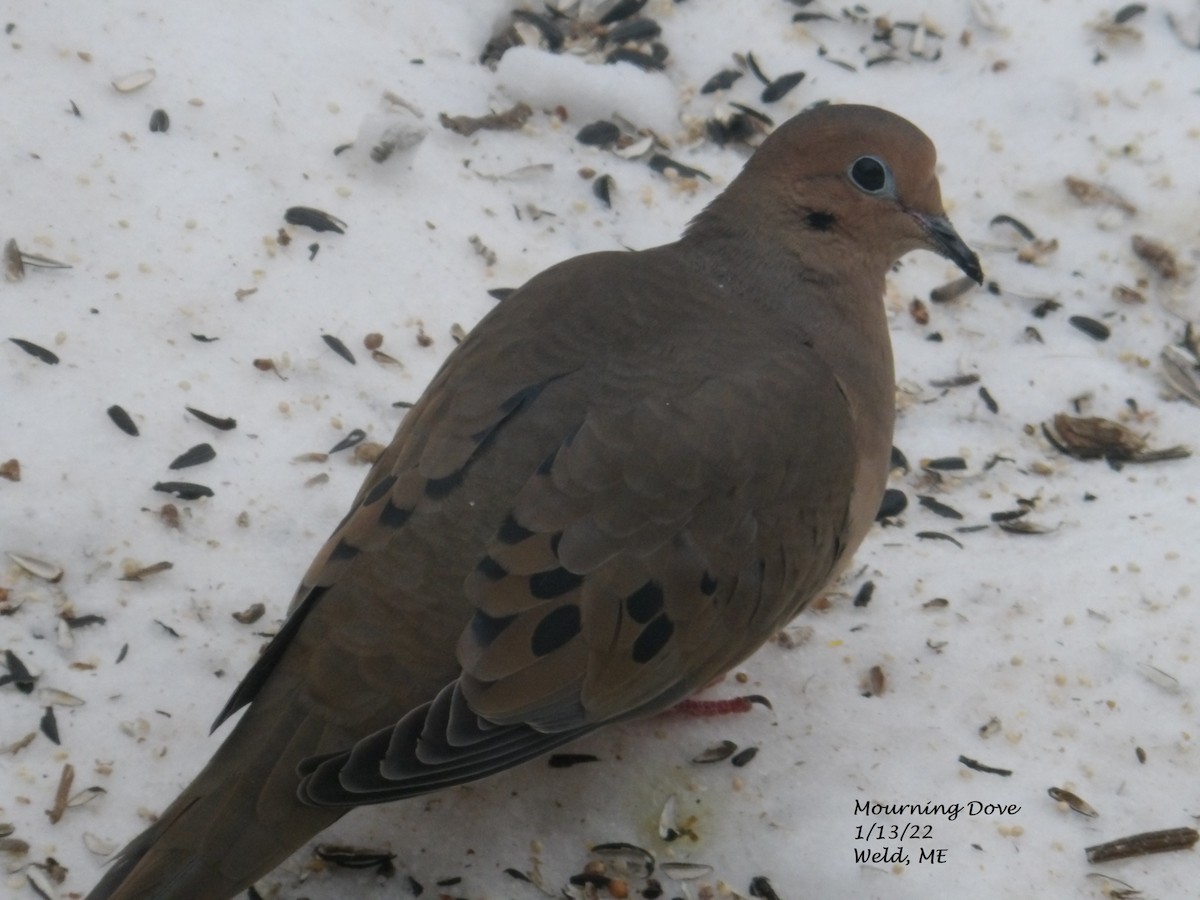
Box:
593;174;615;207
607;18;661;44
1069;315;1110;341
761;71;805;102
989;213;1035;240
853;580;875;607
1032;299;1061;318
322;334;356;364
597;0;648;25
745;51;769;84
1114;3;1147;24
918;496;963;520
153;481;215;500
169;444;216;470
793;10;836;22
701;69;743;93
876;488;907;519
63;613;107;629
107;405;139;436
2;649;36;693
284;207;346;234
924;456;967;471
750;876;782;900
958;755;1012;776
40;706;59;744
606;47;663;70
576;120;621;147
9;338;59;364
185;407;237;431
916;531;965;549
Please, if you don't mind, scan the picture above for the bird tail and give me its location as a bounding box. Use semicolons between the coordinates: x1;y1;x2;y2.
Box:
84;693;347;900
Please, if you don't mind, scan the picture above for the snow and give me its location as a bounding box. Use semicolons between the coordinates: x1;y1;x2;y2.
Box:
497;47;681;133
1;1;1197;899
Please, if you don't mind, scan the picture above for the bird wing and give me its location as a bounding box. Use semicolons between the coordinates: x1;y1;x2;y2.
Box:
209;250;862;808
296;341;859;804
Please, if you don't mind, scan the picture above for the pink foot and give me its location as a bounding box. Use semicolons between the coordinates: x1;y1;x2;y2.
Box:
668;694;772;717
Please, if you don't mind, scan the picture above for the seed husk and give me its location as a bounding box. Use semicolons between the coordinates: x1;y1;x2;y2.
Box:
1085;827;1198;863
648;154;710;181
439;102;532;136
111;68;156;92
329;429;367;454
8;552;64;583
692;740;737;764
1047;786;1098;817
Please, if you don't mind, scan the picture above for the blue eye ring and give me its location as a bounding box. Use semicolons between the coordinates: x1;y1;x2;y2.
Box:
848;155;892;195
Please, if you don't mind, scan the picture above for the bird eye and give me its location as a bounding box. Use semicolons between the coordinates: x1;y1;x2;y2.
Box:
848;156;892;195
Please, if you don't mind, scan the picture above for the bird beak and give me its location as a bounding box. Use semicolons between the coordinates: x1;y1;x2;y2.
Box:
913;213;983;284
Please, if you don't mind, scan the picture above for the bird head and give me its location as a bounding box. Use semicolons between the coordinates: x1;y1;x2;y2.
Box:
696;103;983;286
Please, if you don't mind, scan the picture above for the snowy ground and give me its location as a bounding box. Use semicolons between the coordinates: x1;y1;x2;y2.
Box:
2;1;1198;898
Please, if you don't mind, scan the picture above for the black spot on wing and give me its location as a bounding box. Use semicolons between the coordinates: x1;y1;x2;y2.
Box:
329;539;360;561
530;604;582;657
477;556;508;580
379;500;412;528
625;581;664;624
362;474;398;506
700;571;718;596
529;566;584;599
632;613;674;664
425;471;463;499
470;609;517;646
497;513;535;544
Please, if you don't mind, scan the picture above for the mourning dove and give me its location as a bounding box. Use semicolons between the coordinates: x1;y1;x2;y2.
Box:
87;103;981;900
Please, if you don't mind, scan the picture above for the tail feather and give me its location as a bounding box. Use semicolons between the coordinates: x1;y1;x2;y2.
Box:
85;696;347;900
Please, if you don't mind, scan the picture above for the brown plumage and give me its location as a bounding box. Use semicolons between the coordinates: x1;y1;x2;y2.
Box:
86;103;981;900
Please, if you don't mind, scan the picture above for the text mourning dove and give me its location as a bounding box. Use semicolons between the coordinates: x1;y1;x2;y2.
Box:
86;104;981;900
